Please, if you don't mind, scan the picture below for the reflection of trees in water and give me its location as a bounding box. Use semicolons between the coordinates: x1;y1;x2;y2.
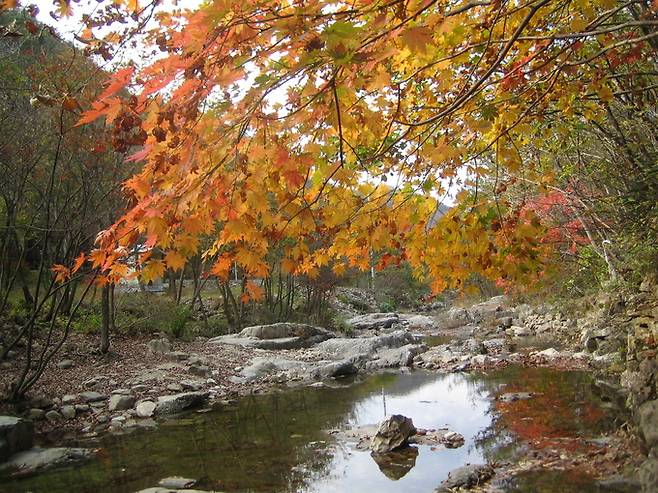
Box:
465;367;621;463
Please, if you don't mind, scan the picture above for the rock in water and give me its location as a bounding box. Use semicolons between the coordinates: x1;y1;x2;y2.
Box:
158;476;197;488
437;464;494;492
154;392;208;416
370;414;416;454
0;416;34;462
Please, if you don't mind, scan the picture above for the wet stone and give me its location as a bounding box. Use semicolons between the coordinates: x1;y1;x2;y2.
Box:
57;359;74;369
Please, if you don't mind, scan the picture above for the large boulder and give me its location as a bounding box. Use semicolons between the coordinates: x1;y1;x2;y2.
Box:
209;323;334;350
437;307;472;329
312;360;358;379
400;314;436;330
314;330;417;362
370;414;416;454
0;416;33;462
233;358;307;383
154;392;208;416
366;344;427;370
346;313;400;330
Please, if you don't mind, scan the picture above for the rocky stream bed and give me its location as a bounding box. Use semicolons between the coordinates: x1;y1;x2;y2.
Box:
1;287;656;492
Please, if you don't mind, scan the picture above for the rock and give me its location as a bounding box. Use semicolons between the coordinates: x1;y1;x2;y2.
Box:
0;416;33;462
167;383;184;392
79;391;107;403
209;323;334;350
165;351;189;361
401;314;436;330
347;313;400;330
74;404;90;413
315;330;417;362
61;394;77;405
437;464;494;491
638;399;658;448
236;358;306;382
180;379;203;391
154;392;208;416
442;431;465;448
470;354;494;366
131;384;150;393
136;401;157;418
313;360;358;379
510;325;531;337
366;344;427;369
146;338;171;354
189;364;211;377
110;416;126;427
158;476;197;489
108;394;135;412
27;409;45;421
437;307;472;329
370;414;416;454
0;447;94;473
639;457;658;493
60;406;76;419
111;388;131;395
45;410;62;422
537;347;560;359
57;359;74;369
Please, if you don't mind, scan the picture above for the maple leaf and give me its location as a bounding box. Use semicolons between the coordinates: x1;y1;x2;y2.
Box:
241;282;264;303
401;26;434;53
210;255;232;280
51;264;70;283
72;252;86;274
141;259;166;283
98;66;134;101
165;250;186;271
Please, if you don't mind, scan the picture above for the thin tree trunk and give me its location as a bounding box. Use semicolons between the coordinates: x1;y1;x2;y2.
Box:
100;284;110;354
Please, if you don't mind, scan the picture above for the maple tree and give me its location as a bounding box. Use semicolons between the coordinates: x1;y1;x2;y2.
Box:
13;0;658;296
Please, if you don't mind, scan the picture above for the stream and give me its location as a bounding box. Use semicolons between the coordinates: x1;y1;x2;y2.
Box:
0;366;629;493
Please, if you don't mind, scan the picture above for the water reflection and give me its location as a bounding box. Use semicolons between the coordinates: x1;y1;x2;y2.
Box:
0;368;620;493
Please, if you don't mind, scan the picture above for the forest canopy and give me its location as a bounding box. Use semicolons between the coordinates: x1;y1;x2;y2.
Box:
8;0;658;295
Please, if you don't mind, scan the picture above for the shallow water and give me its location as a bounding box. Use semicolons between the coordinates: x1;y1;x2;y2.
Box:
0;367;626;493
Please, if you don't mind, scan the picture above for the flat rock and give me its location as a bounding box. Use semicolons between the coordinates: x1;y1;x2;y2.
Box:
312;360;358;379
400;314;436;329
0;447;94;474
209;323;334;350
158;476;197;489
314;330;417;362
346;313;399;330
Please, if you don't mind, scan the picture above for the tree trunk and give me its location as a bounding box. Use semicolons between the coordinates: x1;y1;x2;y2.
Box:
100;284;110;354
